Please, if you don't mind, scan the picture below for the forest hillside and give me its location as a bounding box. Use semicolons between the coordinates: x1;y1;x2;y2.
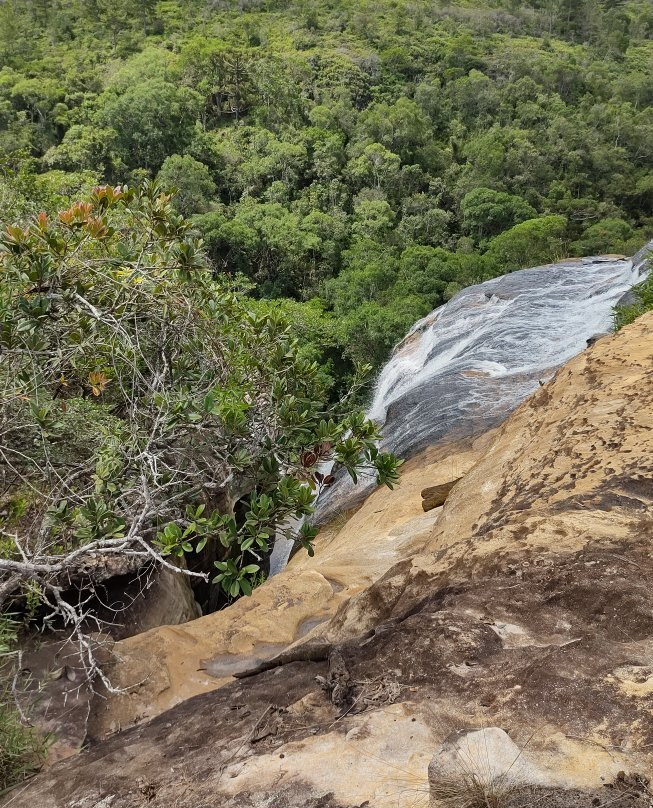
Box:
1;0;652;371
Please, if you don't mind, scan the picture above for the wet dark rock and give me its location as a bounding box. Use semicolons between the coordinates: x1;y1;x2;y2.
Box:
586;332;608;346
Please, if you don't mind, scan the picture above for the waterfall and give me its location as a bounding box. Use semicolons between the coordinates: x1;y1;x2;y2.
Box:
270;245;651;573
367;249;650;459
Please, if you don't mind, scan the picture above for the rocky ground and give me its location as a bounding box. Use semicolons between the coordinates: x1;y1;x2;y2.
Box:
3;313;652;807
83;436;488;739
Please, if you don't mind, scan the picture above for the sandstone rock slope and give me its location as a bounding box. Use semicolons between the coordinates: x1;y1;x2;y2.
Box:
86;438;485;737
4;313;652;808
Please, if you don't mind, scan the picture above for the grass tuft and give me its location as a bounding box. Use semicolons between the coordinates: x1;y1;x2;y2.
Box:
0;701;44;793
430;771;517;808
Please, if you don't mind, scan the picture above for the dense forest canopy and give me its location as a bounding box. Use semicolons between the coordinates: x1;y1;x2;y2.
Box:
0;0;652;371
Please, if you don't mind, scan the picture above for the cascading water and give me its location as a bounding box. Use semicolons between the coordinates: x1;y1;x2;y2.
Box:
270;245;651;574
368;248;650;459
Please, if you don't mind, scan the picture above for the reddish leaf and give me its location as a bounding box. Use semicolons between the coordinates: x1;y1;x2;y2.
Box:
301;451;318;468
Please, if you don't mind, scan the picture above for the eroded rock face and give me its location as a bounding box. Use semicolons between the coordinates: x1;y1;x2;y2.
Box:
6;313;653;808
12;564;201;764
99;564;201;640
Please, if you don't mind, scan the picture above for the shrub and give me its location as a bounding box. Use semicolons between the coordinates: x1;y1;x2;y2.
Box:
485;215;567;272
0;182;401;620
572;218;639;257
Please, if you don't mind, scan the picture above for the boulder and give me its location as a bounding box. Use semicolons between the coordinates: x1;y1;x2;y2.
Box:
616;288;640;307
428;727;550;805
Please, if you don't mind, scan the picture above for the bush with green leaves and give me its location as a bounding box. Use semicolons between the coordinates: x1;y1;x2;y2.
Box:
0;183;401;616
573;218;641;258
484;215;568;272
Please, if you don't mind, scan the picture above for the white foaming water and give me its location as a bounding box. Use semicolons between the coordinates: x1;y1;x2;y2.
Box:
368;295;513;423
308;246;651;531
366;251;650;459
